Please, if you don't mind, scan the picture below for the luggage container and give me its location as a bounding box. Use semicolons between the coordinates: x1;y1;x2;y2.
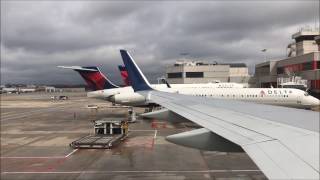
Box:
70;119;128;149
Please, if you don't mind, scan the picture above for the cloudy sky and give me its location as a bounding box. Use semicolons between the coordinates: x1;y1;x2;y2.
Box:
1;1;319;85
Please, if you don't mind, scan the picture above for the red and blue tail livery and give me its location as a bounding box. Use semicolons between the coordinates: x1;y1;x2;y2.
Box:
119;50;152;91
118;65;131;86
58;66;118;90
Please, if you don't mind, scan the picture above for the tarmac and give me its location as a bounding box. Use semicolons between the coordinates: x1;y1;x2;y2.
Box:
1;92;266;180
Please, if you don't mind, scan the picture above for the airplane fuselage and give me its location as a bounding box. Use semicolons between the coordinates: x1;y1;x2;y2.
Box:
177;88;319;108
87;82;244;100
88;85;319;109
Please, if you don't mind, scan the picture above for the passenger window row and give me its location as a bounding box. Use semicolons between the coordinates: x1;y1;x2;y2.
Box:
193;94;289;98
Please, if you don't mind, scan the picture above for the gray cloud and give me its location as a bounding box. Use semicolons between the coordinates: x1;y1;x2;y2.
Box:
1;1;318;85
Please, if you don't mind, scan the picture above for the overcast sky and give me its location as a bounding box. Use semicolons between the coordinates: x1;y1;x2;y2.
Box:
1;1;319;85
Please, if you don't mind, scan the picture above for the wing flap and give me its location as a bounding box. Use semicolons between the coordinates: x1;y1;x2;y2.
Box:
160;99;273;146
243;141;288;179
244;140;319;179
282;134;319;171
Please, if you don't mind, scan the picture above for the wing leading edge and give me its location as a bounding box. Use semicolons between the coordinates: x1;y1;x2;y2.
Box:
120;49;320;179
142;90;319;179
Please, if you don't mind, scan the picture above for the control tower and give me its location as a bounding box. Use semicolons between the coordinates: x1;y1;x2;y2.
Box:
288;27;319;57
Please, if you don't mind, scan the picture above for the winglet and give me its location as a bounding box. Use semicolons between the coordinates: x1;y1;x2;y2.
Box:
119;50;152;91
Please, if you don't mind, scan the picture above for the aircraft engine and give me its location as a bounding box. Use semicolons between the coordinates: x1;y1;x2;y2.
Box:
140;108;189;123
110;93;147;106
166;128;243;152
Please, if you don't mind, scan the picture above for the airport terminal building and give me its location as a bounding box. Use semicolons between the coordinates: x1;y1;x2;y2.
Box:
255;28;320;94
165;61;251;84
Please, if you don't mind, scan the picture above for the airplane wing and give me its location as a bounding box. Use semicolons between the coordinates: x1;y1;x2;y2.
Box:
120;49;320;179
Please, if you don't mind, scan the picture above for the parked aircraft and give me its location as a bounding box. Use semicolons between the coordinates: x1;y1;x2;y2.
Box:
57;66;118;90
19;88;36;93
120;49;320;180
118;65;319;108
118;65;130;86
58;59;319;108
175;86;319;108
58;65;246;106
0;87;18;94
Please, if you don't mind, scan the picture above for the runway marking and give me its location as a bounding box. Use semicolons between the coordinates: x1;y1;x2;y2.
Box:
1;170;261;174
104;106;130;108
0;156;65;159
65;149;78;158
150;130;157;149
1;109;48;118
129;130;156;132
1;103;77;121
1;131;88;135
1;105;71;118
0;149;78;159
154;130;157;139
1;108;61;121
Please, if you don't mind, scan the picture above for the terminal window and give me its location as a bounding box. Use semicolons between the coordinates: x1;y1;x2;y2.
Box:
277;67;284;74
303;62;313;70
186;72;204;78
167;72;183;78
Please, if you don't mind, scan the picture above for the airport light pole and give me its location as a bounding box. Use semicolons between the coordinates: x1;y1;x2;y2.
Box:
261;49;267;61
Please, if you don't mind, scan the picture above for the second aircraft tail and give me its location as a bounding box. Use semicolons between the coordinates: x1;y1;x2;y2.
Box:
58;66;119;90
118;65;131;86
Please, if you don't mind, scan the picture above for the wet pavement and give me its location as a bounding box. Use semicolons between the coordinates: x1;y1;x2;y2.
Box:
1;92;266;180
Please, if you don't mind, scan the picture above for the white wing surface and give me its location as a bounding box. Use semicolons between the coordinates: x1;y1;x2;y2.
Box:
142;90;319;179
120;49;320;179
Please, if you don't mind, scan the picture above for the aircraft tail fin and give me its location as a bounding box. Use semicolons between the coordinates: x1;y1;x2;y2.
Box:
119;50;152;91
57;66;119;90
118;65;131;86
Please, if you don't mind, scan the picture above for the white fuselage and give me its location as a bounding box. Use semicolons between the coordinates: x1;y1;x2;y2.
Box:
87;82;244;100
19;88;36;93
177;88;319;108
87;84;320;109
